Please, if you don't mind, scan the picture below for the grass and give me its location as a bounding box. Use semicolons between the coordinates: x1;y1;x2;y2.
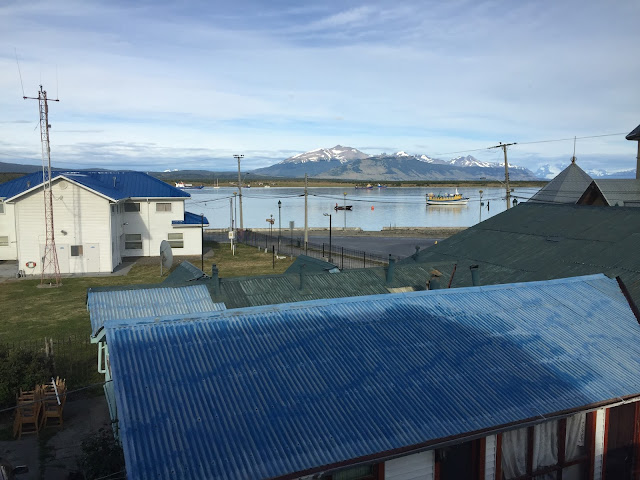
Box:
0;242;294;343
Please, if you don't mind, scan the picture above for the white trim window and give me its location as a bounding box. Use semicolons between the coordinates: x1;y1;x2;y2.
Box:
156;203;172;212
0;235;8;246
168;233;184;248
0;201;5;214
125;234;143;250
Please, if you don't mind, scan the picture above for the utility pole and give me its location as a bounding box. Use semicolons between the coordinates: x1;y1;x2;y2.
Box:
24;86;61;286
304;173;308;250
234;154;244;230
343;192;347;230
278;200;282;254
229;197;234;252
489;142;517;209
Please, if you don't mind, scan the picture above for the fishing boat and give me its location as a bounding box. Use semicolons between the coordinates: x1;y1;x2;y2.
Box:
175;181;204;190
335;203;353;211
426;188;469;205
377;184;387;188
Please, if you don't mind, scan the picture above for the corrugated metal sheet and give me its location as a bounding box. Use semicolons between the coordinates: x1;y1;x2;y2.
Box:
105;274;640;480
87;284;224;336
400;203;640;307
593;179;640;207
162;261;208;285
528;162;593;204
0;171;189;202
284;255;340;275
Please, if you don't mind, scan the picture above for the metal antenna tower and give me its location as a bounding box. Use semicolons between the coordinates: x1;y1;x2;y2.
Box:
24;85;61;286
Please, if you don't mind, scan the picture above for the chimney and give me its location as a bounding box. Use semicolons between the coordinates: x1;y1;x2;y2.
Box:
211;264;220;294
386;255;395;285
428;273;441;290
412;245;421;259
299;264;306;291
470;264;480;286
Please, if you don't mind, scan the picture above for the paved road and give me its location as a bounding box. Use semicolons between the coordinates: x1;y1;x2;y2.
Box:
306;236;439;258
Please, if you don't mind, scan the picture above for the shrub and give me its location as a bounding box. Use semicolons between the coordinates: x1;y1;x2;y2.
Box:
77;428;125;480
0;345;54;409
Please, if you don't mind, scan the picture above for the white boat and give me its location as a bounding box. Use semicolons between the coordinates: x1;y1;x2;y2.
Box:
213;179;220;189
175;181;204;190
426;188;469;205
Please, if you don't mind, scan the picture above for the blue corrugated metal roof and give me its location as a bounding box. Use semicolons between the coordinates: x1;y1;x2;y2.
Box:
0;171;189;201
105;274;640;480
87;284;224;336
172;211;209;225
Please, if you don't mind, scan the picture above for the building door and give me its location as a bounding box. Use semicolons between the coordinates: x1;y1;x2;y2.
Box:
84;243;100;272
39;244;69;275
436;440;476;479
605;403;637;480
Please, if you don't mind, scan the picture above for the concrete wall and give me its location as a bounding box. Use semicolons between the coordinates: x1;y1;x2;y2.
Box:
0;201;18;260
15;179;113;275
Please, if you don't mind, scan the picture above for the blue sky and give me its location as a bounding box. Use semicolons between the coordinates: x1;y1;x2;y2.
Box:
1;0;639;174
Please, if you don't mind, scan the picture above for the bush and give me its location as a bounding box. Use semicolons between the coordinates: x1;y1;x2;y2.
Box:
77;428;125;480
0;345;54;409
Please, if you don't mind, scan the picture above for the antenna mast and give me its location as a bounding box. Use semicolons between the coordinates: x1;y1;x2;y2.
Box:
24;85;61;286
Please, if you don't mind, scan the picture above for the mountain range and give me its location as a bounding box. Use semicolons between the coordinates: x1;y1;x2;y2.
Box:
253;145;539;181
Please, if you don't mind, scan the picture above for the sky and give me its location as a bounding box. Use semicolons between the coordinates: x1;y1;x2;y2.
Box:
1;0;639;174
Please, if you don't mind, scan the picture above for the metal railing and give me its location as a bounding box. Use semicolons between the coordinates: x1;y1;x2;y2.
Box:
233;229;400;269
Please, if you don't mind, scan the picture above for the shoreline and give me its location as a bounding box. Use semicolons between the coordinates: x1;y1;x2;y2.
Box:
207;226;467;238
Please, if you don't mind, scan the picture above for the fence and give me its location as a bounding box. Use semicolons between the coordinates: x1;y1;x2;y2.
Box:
234;229;398;270
0;335;100;393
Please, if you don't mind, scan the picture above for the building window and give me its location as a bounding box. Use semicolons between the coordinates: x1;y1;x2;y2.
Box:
125;234;143;250
0;236;8;247
168;233;183;248
111;205;116;214
124;202;140;212
498;411;593;479
71;245;83;257
0;202;4;214
156;203;172;212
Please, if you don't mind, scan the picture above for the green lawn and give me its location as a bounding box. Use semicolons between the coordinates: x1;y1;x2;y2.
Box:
0;242;294;343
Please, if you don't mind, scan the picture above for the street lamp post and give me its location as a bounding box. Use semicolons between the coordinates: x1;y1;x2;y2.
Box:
323;212;332;262
269;214;273;244
201;213;204;271
278;200;282;253
343;192;347;230
478;190;483;224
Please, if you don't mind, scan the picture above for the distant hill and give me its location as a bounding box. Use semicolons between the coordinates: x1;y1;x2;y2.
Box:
0;161;45;174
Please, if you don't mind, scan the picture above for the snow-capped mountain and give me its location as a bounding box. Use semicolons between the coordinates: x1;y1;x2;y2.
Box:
282;145;368;164
448;155;497;168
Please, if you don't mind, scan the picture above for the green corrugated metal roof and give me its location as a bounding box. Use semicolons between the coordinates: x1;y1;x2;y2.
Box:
284;255;340;275
528;162;593;204
399;203;640;306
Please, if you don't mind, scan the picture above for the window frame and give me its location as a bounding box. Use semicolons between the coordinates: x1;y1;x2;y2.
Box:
495;412;595;480
70;245;83;257
156;202;172;212
168;232;184;249
125;233;143;250
0;235;9;247
0;201;5;214
124;202;140;213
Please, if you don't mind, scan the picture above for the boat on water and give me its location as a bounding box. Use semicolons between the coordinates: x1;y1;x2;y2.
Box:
426;188;469;205
213;179;220;189
377;184;387;188
175;181;204;190
355;183;374;190
335;203;353;211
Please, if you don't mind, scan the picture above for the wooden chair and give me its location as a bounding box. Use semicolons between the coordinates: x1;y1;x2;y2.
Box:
40;378;66;429
13;387;43;439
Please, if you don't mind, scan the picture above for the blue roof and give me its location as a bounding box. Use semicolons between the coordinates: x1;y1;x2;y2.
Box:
0;171;189;201
172;211;209;225
87;284;224;336
105;274;640;480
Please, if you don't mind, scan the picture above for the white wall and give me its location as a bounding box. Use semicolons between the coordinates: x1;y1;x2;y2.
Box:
120;199;202;257
385;450;434;480
0;201;18;260
15;179;112;275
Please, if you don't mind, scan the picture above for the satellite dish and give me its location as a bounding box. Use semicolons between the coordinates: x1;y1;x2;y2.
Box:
160;240;173;276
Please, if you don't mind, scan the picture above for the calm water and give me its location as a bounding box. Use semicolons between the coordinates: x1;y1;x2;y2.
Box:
186;186;540;231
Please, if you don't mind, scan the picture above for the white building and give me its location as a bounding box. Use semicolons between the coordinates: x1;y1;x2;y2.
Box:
0;171;208;275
